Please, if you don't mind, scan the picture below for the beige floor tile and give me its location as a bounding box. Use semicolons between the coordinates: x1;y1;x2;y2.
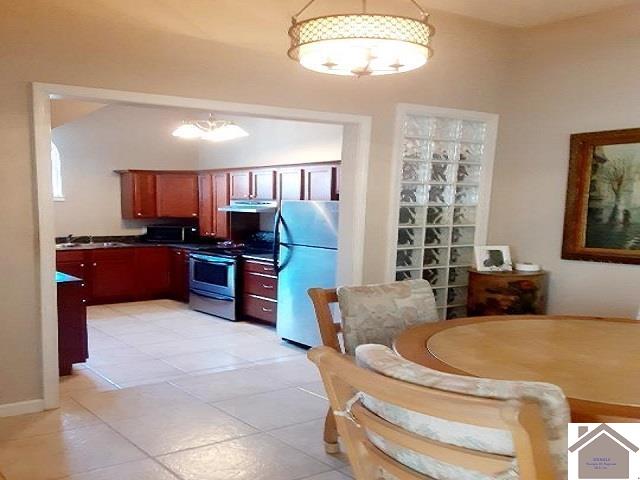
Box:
0;399;102;442
162;349;249;373
60;459;179;480
302;472;352;480
251;356;322;385
114;328;184;346
87;328;130;351
72;383;204;422
90;317;161;336
214;387;327;431
116;374;191;389
298;381;328;399
59;369;117;396
220;339;304;362
170;366;291;402
0;424;145;480
269;418;348;468
86;345;155;368
158;433;332;480
109;403;257;456
87;359;186;387
86;305;120;320
135;337;232;358
110;301;174;315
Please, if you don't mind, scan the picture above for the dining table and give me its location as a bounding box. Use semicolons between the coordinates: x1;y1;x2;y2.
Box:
393;315;640;422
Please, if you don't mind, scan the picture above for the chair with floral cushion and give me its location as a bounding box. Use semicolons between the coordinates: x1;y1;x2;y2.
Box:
308;344;569;480
308;279;440;453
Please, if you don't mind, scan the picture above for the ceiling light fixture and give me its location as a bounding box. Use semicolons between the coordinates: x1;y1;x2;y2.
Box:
288;0;433;77
172;115;249;142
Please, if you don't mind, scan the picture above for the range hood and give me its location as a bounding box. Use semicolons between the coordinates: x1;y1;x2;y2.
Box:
218;200;278;213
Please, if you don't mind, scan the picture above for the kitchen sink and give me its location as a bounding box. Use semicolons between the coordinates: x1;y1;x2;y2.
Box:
91;242;127;247
56;242;84;248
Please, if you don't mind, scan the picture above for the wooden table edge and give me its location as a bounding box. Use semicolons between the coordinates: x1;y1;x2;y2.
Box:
393;315;640;422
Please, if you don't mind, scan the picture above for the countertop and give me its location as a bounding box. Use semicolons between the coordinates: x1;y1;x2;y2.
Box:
56;271;83;283
55;242;215;252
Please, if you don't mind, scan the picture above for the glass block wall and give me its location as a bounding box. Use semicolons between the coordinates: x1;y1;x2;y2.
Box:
394;114;488;320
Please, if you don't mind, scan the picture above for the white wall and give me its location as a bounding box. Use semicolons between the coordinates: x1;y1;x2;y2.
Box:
489;4;640;317
198;115;343;169
52;105;201;237
52;105;344;237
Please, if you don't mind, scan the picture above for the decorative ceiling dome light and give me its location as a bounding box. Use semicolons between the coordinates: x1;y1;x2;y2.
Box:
288;0;433;77
172;115;249;142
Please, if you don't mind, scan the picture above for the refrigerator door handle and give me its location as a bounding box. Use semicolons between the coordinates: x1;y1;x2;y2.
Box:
273;207;282;271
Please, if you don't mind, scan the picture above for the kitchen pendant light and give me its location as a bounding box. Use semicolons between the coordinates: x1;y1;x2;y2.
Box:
172;115;249;142
288;0;433;77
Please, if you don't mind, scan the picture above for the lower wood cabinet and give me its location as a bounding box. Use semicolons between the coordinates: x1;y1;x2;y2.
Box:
57;279;88;376
57;247;189;306
241;259;278;324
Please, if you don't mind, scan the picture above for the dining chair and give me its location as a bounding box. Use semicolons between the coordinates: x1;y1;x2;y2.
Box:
309;345;569;480
308;279;440;453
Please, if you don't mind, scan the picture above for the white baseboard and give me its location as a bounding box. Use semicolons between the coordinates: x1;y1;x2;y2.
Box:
0;399;44;417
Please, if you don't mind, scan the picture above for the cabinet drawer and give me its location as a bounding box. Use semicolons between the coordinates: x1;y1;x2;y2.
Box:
90;248;136;261
244;260;276;275
56;250;86;262
243;271;277;299
242;294;277;324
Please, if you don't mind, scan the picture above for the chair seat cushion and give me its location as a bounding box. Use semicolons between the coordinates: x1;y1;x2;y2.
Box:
355;344;570;480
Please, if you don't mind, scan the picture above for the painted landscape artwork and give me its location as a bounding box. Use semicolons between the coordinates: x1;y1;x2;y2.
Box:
585;143;640;250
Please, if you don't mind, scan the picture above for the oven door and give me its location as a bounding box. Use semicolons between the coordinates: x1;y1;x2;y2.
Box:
189;254;236;298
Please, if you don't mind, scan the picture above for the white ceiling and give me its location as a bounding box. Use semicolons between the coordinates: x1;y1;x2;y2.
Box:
420;0;637;27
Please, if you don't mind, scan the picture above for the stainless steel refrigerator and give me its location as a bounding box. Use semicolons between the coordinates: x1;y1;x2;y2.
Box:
275;200;339;347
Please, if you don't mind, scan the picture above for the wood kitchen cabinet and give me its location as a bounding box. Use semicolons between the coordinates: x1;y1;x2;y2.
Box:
277;167;304;201
119;171;157;219
169;248;191;303
305;164;338;200
241;259;278;325
251;169;277;200
156;173;199;218
135;247;170;300
57;275;88;376
230;170;251;199
198;172;230;239
90;249;137;304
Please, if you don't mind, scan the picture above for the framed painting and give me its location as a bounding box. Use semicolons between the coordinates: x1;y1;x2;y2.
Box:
563;128;640;264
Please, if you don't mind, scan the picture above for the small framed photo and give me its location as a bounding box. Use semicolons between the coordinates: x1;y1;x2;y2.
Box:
474;246;513;272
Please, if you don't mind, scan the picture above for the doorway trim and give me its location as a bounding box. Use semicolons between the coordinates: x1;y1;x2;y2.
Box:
32;82;372;410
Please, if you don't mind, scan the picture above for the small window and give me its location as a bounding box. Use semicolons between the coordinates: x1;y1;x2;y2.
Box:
51;141;64;201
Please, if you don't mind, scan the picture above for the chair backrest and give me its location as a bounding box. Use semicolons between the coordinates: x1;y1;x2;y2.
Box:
308;287;342;351
308;346;559;480
309;279;439;355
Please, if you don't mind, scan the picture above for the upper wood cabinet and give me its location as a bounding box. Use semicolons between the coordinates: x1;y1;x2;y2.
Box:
198;172;230;239
305;164;338;200
230;171;251;200
119;171;157;219
277;167;305;201
156;173;199;218
251;169;277;200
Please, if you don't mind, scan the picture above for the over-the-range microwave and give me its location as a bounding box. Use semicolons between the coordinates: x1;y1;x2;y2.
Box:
145;225;199;243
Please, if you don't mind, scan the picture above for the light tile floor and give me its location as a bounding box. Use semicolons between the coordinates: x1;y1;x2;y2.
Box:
0;300;351;480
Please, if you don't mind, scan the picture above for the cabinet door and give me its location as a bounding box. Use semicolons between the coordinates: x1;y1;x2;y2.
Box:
251;169;277;200
57;281;88;375
169;248;190;303
198;174;214;237
89;250;136;304
304;165;337;200
277;167;304;201
56;252;90;304
156;173;199;218
135;247;170;300
230;171;251;199
213;172;230;239
120;172;157;219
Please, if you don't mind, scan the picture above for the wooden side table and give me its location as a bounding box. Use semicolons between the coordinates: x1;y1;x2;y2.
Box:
467;268;547;316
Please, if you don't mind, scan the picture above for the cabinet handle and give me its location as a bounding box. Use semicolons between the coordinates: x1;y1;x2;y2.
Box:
137;213;142;216
82;299;87;303
176;252;181;256
81;283;85;287
92;262;97;266
261;307;273;312
80;263;85;267
262;284;274;289
192;213;197;217
263;267;272;272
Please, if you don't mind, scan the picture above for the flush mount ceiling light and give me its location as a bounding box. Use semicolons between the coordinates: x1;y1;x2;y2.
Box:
172;114;249;142
288;0;433;77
